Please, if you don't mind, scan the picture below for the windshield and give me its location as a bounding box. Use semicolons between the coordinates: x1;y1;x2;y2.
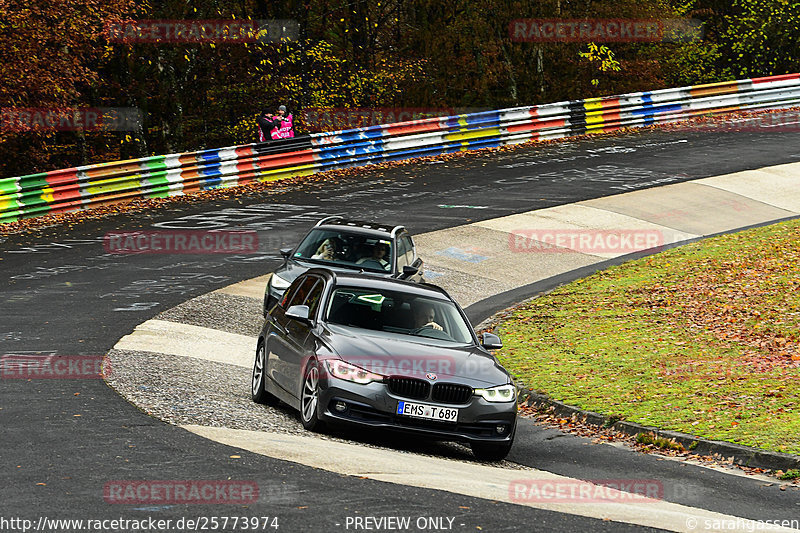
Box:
325;286;474;344
294;229;393;273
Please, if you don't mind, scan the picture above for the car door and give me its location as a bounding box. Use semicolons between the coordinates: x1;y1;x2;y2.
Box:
283;275;326;399
267;274;318;396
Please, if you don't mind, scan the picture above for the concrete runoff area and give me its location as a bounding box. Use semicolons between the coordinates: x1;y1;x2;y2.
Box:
579;181;795;236
693;164;800;213
109;160;800;531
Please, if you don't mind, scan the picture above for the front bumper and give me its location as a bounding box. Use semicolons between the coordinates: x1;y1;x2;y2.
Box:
317;376;517;443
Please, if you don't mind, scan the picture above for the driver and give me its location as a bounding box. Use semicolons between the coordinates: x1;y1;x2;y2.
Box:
411;300;443;331
356;242;390;269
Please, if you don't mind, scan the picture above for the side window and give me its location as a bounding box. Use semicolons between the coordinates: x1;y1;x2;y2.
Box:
303;278;325;318
396;235;409;268
287;276;317;308
279;278;304;308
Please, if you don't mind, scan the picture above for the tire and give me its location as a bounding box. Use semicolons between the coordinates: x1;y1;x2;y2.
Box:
300;360;326;432
251;342;276;405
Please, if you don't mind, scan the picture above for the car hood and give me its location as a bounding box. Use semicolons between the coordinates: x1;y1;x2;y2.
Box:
322;325;510;387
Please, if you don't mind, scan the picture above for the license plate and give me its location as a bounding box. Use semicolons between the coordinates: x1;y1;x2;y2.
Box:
396;401;458;422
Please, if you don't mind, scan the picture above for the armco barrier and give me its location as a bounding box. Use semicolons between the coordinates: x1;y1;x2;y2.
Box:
2;73;800;223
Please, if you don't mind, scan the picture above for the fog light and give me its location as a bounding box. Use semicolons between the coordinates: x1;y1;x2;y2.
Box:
496;425;507;434
334;401;347;412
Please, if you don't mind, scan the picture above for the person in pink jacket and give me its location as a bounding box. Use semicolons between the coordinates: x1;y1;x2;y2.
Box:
257;105;295;141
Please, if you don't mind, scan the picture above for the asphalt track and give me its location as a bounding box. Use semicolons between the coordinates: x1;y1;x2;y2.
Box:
3;125;800;532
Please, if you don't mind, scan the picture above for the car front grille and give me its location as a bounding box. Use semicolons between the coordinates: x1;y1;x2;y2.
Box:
432;383;473;404
386;377;430;400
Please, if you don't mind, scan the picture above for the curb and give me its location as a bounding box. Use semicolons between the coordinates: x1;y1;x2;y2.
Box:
517;388;800;472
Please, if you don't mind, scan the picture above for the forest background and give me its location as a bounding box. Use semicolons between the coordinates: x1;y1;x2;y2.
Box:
0;0;796;177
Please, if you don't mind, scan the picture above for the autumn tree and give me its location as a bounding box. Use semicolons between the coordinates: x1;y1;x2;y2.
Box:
0;0;135;175
2;0;797;178
721;0;800;77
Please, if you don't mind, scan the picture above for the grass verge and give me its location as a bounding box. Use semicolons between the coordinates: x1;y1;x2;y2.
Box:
496;218;800;455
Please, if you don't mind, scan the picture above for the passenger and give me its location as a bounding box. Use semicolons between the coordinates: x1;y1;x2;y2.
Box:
356;242;390;269
311;237;343;261
411;300;443;331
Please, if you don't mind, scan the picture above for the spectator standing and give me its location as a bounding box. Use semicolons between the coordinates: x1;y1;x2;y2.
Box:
257;105;294;141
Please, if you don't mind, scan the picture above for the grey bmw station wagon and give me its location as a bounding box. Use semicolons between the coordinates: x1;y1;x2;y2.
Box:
252;268;517;461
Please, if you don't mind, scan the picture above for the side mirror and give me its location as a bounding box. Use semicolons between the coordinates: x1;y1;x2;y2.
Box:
285;305;311;323
280;248;293;259
401;265;419;279
481;332;503;350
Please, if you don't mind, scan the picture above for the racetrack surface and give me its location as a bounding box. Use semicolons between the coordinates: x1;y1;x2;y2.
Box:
105;158;800;529
3;126;800;531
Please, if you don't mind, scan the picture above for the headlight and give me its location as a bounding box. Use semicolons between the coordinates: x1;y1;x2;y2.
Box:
474;384;517;403
270;273;291;290
324;360;384;385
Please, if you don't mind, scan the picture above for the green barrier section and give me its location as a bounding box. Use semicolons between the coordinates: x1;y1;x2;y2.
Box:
0;178;21;222
15;173;51;214
140;157;173;198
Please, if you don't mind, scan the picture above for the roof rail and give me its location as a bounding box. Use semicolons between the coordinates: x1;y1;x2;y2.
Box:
315;215;344;227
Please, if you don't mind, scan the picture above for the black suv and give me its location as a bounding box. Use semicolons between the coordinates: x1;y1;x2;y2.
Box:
264;216;425;314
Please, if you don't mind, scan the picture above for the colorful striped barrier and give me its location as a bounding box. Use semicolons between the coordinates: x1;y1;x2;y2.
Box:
2;73;799;223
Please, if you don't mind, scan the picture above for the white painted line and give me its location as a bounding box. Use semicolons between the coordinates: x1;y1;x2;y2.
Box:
182;425;799;533
114;319;255;368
